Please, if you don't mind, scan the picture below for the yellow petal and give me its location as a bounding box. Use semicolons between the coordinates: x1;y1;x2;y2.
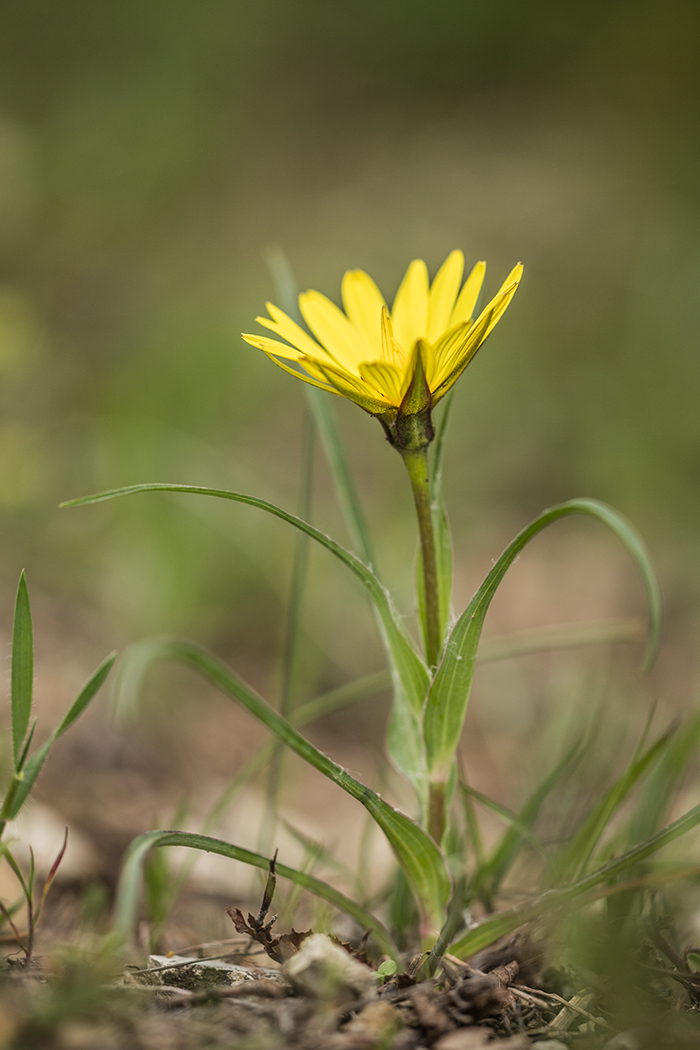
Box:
313;360;394;415
262;351;338;394
449;261;486;328
391;258;429;354
380;306;407;367
256;303;331;361
426;322;470;388
427;251;464;344
299;290;368;374
341;269;386;358
358;360;405;406
471;264;523;344
432;266;522;399
241;332;307;361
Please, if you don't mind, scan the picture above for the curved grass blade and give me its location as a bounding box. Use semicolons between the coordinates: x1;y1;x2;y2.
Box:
11;572;33;770
460;784;548;862
61;484;428;713
546;729;674;886
449;795;700;959
424;499;662;783
113;829;399;960
3;653;116;824
61;482;430;794
262;407;316;857
626;709;700;850
265;246;375;568
130;639;450;928
477;618;645;663
471;739;584;908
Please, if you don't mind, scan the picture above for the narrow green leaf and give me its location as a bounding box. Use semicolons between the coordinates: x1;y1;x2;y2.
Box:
460;784;547;861
476;618;645;663
472;740;583;906
6;653;116;821
16;720;37;773
265;246;375;568
140;639;449;927
546;729;673;885
263;407;315;857
626;710;700;849
449;797;700;957
450;797;700;959
113;829;399;960
424;499;662;782
62;483;430;798
11;572;33;769
61;484;428;712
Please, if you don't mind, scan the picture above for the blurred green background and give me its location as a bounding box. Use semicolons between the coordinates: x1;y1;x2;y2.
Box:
1;0;699;703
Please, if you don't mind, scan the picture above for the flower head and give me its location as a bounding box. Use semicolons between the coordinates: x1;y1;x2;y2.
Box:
242;251;522;450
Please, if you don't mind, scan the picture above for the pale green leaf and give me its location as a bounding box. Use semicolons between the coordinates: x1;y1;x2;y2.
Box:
62;482;430;798
113;829;399;960
449;796;700;959
136;639;450;928
424;499;662;781
6;653;115;821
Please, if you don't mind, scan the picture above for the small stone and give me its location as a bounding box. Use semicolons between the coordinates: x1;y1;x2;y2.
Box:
531;1041;570;1050
283;934;377;1003
131;954;282;991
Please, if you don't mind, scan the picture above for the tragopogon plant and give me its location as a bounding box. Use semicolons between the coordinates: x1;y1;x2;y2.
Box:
64;251;664;954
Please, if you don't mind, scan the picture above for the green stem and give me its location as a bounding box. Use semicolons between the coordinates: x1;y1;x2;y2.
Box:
402;448;441;670
402;447;445;844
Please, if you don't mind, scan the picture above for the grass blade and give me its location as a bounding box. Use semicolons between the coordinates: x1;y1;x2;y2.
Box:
460;784;548;862
265;246;375;568
140;639;450;928
424;499;662;783
6;653;116;821
477;618;645;663
262;407;315;856
546;729;674;885
449;795;700;959
471;739;584;907
11;572;33;770
113;829;399;960
626;710;700;849
61;482;430;797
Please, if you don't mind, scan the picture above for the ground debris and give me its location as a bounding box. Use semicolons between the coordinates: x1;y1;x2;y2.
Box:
127;953;284;991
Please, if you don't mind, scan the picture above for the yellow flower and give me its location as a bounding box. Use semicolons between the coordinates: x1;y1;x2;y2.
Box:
242;251;522;449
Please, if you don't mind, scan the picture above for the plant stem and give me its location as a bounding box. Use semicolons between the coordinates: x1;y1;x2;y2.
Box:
401;447;441;670
402;447;446;843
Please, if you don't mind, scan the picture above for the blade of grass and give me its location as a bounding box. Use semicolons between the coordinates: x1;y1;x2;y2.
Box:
261;406;315;857
477;618;645;663
135;639;450;928
626;710;700;850
11;572;33;770
61;483;430;795
2;653;115;826
449;796;700;959
113;829;399;960
471;739;584;908
546;729;674;885
111;662;393;939
460;784;548;862
424;499;662;784
265;246;375;568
